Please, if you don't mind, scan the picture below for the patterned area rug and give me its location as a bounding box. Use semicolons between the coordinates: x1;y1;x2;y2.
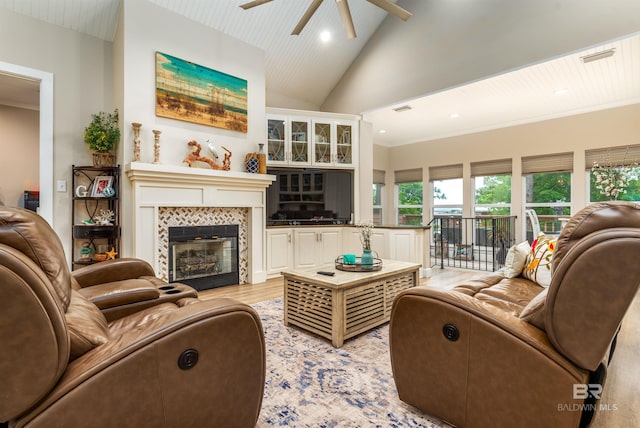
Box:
252;298;451;427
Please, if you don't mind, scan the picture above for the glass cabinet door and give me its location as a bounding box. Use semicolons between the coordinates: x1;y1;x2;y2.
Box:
289;120;310;164
336;123;353;165
267;118;286;163
313;121;332;165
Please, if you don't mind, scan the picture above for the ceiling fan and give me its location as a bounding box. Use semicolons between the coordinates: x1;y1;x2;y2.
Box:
239;0;412;39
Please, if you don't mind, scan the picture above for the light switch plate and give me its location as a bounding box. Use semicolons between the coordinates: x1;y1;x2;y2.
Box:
56;180;67;192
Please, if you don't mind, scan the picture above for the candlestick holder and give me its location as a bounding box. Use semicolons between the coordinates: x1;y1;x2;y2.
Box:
152;129;161;164
132;122;142;162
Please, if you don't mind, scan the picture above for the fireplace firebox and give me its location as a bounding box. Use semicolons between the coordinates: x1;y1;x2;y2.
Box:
168;225;239;291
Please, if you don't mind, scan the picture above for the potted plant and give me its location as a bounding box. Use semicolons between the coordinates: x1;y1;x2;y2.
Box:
84;109;120;166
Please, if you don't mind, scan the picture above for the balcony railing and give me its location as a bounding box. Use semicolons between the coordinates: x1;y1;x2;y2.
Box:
430;215;517;272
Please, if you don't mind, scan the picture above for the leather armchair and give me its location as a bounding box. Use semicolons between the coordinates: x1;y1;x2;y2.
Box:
390;201;640;428
71;258;198;321
0;207;265;427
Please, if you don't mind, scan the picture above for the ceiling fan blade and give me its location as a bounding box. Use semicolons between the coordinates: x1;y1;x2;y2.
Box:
239;0;274;10
336;0;356;39
292;0;324;35
366;0;412;21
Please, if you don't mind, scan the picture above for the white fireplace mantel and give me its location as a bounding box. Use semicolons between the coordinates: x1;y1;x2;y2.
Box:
125;162;276;284
126;162;276;189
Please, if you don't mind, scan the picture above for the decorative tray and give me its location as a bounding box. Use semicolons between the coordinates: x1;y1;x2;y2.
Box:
334;256;383;272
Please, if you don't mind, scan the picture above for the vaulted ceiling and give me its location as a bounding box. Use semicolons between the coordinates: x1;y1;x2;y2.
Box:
1;0;639;146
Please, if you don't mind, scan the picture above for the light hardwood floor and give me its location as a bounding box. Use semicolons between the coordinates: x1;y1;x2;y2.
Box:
199;268;638;427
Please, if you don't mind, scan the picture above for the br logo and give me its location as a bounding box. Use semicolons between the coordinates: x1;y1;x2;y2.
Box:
573;384;602;399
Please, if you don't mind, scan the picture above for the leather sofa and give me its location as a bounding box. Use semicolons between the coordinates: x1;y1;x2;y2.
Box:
0;207;265;427
389;201;640;427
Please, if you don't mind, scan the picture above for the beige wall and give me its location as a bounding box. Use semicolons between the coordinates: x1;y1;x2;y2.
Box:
378;103;640;239
0;9;114;258
0;106;39;207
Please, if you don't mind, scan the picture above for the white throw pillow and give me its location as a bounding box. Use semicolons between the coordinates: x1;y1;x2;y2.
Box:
503;241;531;278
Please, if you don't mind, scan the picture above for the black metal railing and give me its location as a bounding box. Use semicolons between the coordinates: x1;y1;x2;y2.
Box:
429;215;517;272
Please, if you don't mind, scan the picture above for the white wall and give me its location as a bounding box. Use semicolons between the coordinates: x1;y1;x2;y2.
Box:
0;106;39;207
0;9;114;258
117;0;267;256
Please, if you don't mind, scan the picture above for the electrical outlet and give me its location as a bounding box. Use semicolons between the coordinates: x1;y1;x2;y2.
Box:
56;180;67;192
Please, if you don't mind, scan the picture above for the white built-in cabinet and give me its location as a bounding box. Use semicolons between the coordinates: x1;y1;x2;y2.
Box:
266;108;357;168
266;228;294;275
293;228;342;268
266;226;425;277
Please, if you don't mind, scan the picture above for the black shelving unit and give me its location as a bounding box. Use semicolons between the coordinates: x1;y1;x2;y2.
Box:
71;165;120;269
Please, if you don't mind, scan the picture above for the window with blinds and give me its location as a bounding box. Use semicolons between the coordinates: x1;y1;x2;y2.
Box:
470;159;512;177
472;159;512;216
394;168;422;183
585;145;640;169
587;145;640;203
522;152;573;174
429;164;463;181
373;169;386;184
395;168;423;226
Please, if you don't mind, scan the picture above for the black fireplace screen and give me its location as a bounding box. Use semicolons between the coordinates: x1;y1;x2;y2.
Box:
168;225;239;290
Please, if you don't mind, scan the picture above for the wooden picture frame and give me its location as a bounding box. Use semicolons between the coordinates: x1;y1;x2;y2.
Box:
91;176;114;198
155;51;248;133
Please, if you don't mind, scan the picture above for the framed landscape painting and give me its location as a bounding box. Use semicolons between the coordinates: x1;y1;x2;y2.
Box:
155;51;248;133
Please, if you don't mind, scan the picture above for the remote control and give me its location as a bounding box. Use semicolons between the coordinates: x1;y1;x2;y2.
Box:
317;271;335;276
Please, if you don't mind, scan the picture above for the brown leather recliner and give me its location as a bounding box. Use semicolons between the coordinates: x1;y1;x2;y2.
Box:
390;201;640;428
0;207;265;427
71;258;198;322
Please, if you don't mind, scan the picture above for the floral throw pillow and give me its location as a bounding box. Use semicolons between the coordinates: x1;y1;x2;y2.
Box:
522;234;556;287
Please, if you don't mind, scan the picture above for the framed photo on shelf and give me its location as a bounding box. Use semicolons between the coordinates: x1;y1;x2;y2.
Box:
91;176;114;198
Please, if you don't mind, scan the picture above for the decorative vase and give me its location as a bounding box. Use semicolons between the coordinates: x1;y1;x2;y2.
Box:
361;249;374;268
92;152;115;167
257;143;267;174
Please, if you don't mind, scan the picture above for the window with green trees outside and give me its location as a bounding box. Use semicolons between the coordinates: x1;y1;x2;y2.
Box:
474;175;511;216
397;182;423;225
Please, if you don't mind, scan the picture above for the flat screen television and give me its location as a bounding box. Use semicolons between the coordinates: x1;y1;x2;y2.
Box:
266;168;353;226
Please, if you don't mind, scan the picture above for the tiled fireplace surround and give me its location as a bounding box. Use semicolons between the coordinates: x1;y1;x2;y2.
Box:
125;163;276;284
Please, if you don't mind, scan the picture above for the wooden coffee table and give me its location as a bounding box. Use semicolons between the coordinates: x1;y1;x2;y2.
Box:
281;259;420;347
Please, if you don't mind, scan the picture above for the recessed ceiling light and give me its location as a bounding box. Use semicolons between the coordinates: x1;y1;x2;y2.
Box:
554;88;569;95
450;113;459;119
320;31;331;42
379;129;386;134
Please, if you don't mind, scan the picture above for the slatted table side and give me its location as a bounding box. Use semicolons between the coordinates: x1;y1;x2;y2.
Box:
284;277;334;342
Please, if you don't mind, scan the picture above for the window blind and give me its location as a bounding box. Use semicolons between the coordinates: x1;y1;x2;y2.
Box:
521;152;573;175
585;144;640;169
429;164;463;181
470;158;512;177
373;169;386;184
394;168;422;184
